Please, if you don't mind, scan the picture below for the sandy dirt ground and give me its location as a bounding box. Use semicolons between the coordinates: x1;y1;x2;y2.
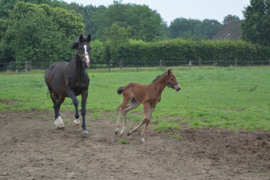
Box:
0;106;270;180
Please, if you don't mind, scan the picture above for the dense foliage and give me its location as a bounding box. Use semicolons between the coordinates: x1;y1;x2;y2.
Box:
241;0;270;46
1;1;84;63
91;1;163;42
169;18;223;40
0;0;270;64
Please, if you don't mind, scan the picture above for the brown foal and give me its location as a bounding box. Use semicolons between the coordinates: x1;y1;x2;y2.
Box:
115;68;181;143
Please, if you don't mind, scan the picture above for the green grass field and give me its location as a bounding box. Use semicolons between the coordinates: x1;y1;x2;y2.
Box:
0;66;269;131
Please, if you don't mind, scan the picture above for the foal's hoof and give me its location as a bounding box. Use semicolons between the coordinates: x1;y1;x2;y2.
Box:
115;131;118;135
127;131;131;136
81;130;89;135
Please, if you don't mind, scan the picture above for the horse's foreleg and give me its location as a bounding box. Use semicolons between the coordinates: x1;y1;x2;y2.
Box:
81;91;88;134
66;87;80;128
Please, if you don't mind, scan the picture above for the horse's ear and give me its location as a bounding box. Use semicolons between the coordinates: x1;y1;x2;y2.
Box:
71;41;79;50
79;34;84;43
87;34;91;43
168;68;172;75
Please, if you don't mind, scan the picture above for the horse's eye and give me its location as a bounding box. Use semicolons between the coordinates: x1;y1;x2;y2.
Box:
171;79;173;81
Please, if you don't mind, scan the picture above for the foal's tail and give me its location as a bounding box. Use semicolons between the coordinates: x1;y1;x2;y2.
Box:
117;87;125;94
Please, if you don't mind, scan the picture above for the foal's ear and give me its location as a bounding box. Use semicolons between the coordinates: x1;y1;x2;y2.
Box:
79;34;84;43
168;68;173;75
87;34;91;43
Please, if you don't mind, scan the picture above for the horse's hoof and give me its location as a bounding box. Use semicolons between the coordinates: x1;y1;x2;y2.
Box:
73;122;80;129
127;132;131;136
81;130;89;134
57;124;65;129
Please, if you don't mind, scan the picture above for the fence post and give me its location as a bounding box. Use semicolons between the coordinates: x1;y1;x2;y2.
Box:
220;60;222;68
235;59;237;67
189;60;192;70
269;59;270;66
29;61;32;71
160;60;162;67
163;61;166;71
199;59;201;68
25;61;28;72
109;61;110;73
137;61;138;72
120;59;123;69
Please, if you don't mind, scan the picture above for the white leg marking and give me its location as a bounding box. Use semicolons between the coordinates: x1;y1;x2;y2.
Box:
74;118;80;125
54;116;65;128
73;118;80;128
120;126;126;136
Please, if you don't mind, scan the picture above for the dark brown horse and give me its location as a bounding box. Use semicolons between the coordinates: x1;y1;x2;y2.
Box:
115;68;181;143
45;34;91;134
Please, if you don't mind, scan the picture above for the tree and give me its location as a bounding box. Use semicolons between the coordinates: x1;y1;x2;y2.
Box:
0;0;68;19
241;0;270;46
222;14;240;24
92;1;162;41
101;24;131;61
67;3;107;37
3;1;84;62
169;18;222;40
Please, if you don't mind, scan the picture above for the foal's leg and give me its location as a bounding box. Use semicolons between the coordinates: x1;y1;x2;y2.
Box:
119;99;140;136
115;95;132;135
80;90;89;134
51;91;65;129
140;106;155;143
127;103;151;143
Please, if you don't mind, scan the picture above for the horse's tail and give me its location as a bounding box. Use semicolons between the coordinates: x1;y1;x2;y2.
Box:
117;86;125;95
45;63;56;97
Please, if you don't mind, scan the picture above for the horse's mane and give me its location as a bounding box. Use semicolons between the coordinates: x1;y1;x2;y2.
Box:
71;38;89;50
152;72;165;83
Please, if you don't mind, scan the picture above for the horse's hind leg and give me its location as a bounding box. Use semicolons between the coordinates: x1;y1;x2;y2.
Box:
50;91;65;129
119;98;140;136
115;95;132;135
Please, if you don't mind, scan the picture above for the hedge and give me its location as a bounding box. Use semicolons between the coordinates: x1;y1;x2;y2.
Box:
115;39;270;62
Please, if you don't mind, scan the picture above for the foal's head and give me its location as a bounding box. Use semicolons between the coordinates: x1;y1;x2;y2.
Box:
71;34;91;68
164;68;181;92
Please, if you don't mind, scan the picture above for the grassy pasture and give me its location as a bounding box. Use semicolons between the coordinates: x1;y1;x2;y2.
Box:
0;66;269;131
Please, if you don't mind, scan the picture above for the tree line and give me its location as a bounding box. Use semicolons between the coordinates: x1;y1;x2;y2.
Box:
0;0;269;63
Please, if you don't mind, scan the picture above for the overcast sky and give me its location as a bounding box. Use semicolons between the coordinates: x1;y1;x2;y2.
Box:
63;0;250;25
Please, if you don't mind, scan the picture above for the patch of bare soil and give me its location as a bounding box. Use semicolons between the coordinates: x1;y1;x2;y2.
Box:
0;110;270;180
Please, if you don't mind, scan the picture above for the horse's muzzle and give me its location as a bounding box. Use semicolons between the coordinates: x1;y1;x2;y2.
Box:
176;86;181;92
82;58;90;68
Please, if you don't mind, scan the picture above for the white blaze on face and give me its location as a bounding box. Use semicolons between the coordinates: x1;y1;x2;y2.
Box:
84;45;90;67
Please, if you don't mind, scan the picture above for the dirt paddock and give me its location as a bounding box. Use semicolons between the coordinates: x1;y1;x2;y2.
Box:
1;109;270;180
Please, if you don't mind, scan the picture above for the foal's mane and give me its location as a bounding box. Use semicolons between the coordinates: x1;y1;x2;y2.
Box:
71;38;89;50
152;72;165;83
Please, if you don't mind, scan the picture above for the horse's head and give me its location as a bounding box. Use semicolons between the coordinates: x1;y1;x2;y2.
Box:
71;34;91;68
163;68;181;92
